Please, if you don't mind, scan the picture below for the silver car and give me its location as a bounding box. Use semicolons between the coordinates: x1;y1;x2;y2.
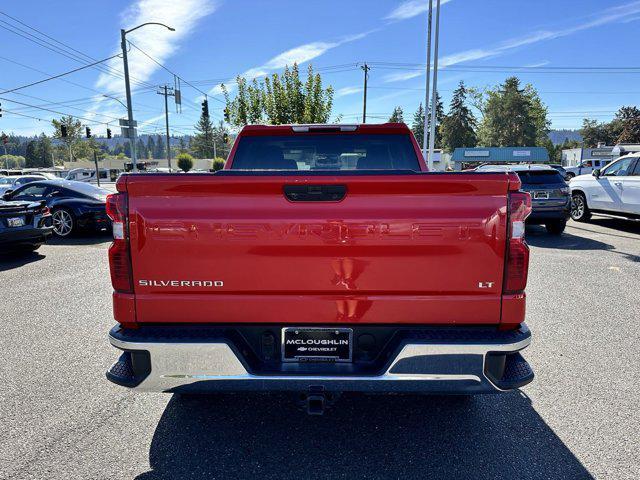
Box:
0;175;45;195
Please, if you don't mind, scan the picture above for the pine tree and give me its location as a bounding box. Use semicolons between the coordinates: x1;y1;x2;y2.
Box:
147;136;156;159
154;135;165;159
440;81;478;152
411;103;425;146
24;140;39;168
191;106;215;158
389;106;405;123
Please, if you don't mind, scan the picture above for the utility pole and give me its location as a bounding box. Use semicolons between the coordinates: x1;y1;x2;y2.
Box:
120;29;138;173
93;150;101;187
422;0;433;163
158;85;175;171
361;63;370;123
427;0;441;171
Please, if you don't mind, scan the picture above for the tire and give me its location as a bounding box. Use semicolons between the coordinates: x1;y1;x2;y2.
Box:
51;208;75;237
566;172;575;180
570;192;591;222
545;220;566;235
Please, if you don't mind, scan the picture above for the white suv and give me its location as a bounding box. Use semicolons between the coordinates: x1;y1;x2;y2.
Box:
564;159;610;179
569;154;640;221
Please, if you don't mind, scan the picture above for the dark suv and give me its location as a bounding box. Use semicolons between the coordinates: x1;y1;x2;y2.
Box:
477;165;571;234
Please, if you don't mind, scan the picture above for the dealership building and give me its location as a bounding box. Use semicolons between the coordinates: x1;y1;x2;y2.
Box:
451;147;549;170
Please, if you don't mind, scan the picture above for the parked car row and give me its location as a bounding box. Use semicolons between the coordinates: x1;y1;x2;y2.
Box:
569;152;640;222
0;179;111;252
476;164;571;234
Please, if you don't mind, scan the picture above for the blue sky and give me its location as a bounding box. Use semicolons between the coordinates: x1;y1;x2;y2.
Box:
2;0;640;137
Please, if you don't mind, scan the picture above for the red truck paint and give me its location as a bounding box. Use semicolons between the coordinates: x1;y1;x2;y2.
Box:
106;123;534;398
109;124;527;328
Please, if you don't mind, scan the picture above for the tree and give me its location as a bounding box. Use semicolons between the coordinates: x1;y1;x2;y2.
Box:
440;81;477;152
36;134;53;167
212;158;225;171
411;103;425;146
223;63;334;127
154;135;165;159
191;105;215;158
477;77;544;147
147;136;156;159
615;106;640;143
427;92;444;148
136;138;148;159
51;115;82;161
580;119;608;147
213;120;231;159
388;106;404;123
24;140;39;168
176;152;194;172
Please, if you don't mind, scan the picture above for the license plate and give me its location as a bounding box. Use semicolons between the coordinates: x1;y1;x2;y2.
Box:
534;191;549;200
282;328;353;362
7;217;25;227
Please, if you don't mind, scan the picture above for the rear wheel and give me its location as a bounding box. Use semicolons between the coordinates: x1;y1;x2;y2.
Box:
545;220;566;235
52;208;75;237
566;172;575;180
570;192;591;222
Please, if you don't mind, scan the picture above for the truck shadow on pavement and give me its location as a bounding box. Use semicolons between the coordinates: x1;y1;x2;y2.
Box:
0;250;45;271
47;231;112;246
525;225;639;262
136;391;593;480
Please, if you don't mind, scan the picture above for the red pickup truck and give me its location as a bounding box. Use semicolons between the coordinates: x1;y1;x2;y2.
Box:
105;123;533;413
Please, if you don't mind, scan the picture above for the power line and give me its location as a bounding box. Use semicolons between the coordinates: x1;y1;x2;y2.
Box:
0;54;121;95
0;96;108;126
0;12;156;89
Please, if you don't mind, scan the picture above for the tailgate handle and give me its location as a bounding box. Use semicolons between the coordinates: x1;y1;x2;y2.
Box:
284;185;347;202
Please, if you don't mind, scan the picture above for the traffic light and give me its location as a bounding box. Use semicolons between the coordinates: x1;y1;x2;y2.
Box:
223;133;229;144
201;99;209;118
60;125;68;138
223;106;230;123
85;127;91;138
0;102;2;118
106;128;112;139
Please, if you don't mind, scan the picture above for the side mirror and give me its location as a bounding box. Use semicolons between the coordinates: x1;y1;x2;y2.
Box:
592;169;600;178
3;190;13;200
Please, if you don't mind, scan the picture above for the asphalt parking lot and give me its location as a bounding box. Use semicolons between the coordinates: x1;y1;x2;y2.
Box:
1;218;638;480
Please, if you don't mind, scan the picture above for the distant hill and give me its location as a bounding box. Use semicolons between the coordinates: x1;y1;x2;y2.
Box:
549;129;582;145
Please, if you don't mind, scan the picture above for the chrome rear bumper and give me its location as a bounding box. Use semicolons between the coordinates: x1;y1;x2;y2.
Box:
107;324;533;394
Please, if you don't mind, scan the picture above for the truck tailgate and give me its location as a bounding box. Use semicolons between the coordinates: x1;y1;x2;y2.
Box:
124;173;511;325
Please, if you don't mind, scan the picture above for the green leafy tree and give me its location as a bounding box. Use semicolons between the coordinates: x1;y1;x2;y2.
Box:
478;77;543;147
388;106;405;123
176;152;194;172
51;115;82;161
580;119;609;147
615;106;640;143
411;103;425;146
223;63;334;127
212;158;226;171
440;81;477;152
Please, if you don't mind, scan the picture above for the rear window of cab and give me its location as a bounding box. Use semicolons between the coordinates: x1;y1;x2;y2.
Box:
516;171;565;185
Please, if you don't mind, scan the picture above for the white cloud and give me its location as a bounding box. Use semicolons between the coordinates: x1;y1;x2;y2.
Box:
96;0;218;95
335;86;363;97
523;60;550;68
382;71;423;83
385;0;453;21
439;1;640;67
209;31;371;95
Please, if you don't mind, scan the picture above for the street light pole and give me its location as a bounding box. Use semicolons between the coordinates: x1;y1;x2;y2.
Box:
422;0;433;164
119;22;174;174
120;29;137;173
427;0;441;171
162;85;172;171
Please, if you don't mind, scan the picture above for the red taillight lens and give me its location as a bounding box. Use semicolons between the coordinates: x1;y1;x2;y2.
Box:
106;193;132;293
504;192;531;294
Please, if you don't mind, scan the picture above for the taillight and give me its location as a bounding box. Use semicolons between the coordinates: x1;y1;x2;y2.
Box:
503;192;531;294
106;193;133;293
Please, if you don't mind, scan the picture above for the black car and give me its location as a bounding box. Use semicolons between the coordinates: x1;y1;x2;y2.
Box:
0;199;53;252
517;168;571;234
477;165;571;234
2;180;111;237
548;164;570;181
